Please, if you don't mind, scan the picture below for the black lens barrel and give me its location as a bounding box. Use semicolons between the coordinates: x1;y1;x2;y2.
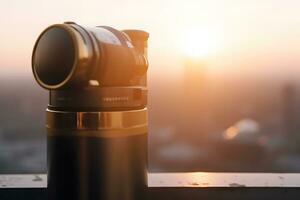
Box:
32;23;149;111
32;23;149;89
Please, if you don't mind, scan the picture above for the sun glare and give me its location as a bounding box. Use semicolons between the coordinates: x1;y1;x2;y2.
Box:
181;28;219;59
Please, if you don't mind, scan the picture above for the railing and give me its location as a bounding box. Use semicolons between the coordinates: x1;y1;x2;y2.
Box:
1;173;300;199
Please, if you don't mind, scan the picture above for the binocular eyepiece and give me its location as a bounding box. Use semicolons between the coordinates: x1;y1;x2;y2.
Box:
32;22;149;200
32;22;149;89
32;22;149;111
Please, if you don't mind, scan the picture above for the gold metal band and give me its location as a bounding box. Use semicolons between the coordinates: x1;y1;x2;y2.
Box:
46;108;147;137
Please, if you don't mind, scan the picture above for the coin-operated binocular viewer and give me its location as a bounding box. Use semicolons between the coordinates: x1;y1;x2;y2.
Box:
32;22;149;200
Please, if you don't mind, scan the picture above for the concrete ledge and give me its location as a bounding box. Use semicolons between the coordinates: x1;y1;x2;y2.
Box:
1;173;300;188
149;172;300;187
1;173;300;200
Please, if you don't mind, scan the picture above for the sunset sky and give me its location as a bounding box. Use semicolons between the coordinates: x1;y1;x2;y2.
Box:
1;0;300;79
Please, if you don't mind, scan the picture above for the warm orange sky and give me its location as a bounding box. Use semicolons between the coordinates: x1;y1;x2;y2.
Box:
1;0;300;79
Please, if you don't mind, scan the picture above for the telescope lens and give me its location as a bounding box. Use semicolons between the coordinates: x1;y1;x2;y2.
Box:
33;27;75;87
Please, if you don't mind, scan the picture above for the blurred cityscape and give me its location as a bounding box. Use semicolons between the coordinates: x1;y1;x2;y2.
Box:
149;59;300;172
1;62;300;173
0;77;47;173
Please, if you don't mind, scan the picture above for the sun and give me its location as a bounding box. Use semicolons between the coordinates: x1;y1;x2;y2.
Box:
181;28;219;59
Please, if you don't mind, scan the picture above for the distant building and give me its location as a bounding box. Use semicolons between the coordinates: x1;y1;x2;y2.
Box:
184;58;206;95
282;83;297;137
179;58;211;141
